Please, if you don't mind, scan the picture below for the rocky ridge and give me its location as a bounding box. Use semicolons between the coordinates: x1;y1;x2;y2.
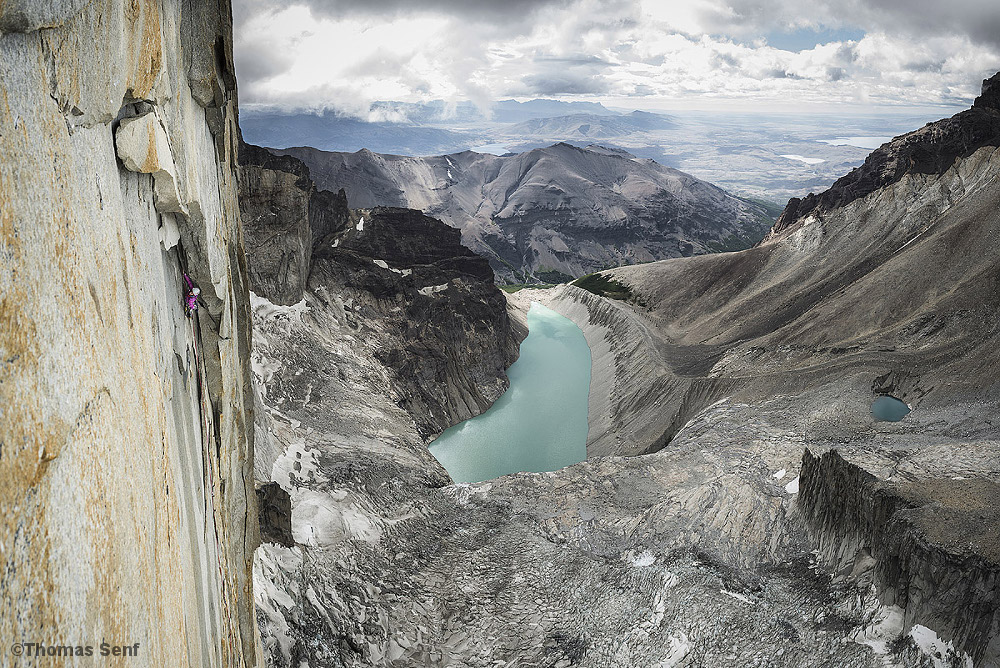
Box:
772;71;1000;237
272;142;774;283
238;145;524;440
799;448;999;664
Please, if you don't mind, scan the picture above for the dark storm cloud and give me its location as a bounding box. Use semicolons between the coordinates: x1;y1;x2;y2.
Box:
713;52;741;68
234;0;574;27
826;66;846;81
689;0;1000;49
518;72;611;96
235;44;297;81
765;68;804;79
861;0;1000;48
903;60;945;73
533;54;616;66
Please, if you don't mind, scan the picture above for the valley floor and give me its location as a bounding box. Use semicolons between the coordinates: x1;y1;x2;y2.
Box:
252;284;995;667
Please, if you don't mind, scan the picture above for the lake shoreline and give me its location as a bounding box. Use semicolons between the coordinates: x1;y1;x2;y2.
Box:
429;302;591;483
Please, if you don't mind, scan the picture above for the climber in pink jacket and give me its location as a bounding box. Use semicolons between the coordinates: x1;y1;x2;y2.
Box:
183;273;201;317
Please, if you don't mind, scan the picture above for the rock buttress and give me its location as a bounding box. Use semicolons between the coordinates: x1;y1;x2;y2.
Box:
798;449;1000;665
0;1;260;665
239;145;523;439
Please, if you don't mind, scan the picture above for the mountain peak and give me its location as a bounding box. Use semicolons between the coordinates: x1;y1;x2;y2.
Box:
974;71;1000;110
771;71;1000;238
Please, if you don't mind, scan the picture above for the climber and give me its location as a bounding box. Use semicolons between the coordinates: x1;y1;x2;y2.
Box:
182;273;201;317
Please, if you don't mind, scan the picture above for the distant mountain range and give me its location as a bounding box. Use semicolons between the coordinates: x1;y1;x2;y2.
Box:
238;110;483;156
240;98;924;203
239;99;625;156
506;111;676;139
270;142;776;283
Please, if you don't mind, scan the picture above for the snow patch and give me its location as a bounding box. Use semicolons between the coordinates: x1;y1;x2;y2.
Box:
252;350;282;390
773;468;787;479
271;437;318;492
291;488;382;546
910;625;974;668
785;476;800;494
631;551;655;567
372;259;412;276
356;216;364;231
651;632;690;668
418;283;449;296
780;154;825;165
253;544;303;666
250;291;309;323
721;590;754;605
852;604;905;655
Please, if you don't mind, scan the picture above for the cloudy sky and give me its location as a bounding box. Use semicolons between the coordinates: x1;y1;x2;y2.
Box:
233;0;1000;117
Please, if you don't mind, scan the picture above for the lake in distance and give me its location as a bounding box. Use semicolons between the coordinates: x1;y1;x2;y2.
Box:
429;302;591;483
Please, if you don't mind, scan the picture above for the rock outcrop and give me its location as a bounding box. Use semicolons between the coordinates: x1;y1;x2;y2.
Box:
1;1;260;665
256;482;294;548
799;448;1000;666
310;206;522;436
239;145;524;439
240;142;315;305
272;142;775;283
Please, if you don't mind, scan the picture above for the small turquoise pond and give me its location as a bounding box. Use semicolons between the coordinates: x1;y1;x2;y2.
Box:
871;396;911;422
429;302;591;483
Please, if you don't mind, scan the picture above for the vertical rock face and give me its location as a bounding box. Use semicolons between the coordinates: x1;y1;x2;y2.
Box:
0;2;259;666
238;144;524;438
312;205;523;436
237;142;319;305
798;449;1000;666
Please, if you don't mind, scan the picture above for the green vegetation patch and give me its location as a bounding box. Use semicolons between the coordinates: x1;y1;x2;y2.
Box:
572;273;634;301
535;268;575;284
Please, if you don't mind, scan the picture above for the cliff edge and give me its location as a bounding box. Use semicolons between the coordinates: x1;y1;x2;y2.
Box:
1;1;259;665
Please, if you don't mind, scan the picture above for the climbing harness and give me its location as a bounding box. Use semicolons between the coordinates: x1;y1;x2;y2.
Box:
183;272;201;317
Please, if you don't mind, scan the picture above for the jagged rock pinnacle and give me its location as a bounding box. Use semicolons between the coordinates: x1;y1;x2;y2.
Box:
974;71;1000;110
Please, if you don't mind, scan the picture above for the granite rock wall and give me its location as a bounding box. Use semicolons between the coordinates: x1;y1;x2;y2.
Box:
0;1;260;665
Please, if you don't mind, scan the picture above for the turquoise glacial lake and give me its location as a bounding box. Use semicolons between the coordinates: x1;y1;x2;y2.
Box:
871;395;911;422
429;302;591;483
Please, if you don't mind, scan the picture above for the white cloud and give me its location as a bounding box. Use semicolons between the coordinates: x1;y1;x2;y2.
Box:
232;0;1000;114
